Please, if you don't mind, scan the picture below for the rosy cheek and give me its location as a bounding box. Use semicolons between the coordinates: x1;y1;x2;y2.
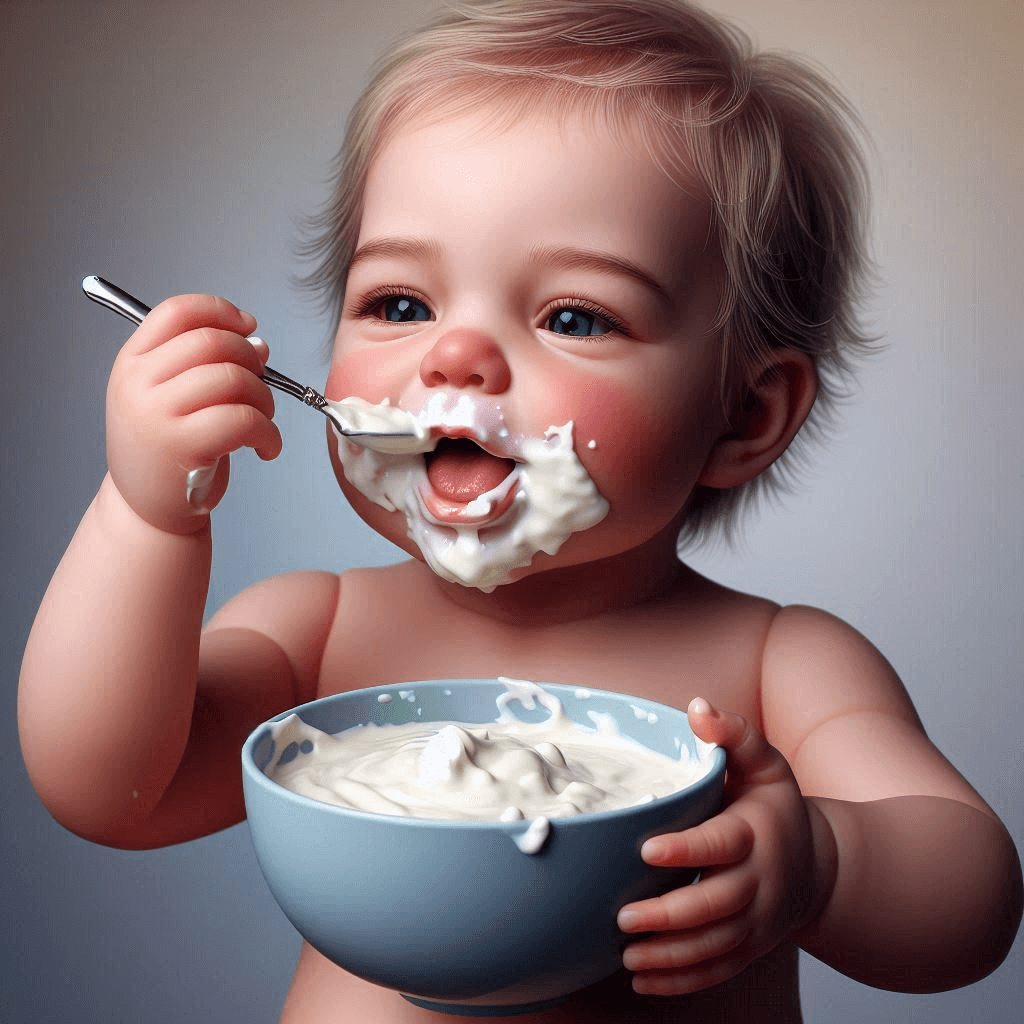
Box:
325;351;394;404
565;377;638;478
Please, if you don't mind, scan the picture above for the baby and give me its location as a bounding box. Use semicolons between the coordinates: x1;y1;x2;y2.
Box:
18;1;1022;1022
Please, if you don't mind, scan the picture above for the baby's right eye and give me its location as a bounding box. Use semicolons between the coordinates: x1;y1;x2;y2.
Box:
356;288;433;323
348;285;435;324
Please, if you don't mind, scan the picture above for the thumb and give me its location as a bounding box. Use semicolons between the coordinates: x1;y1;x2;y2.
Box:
247;335;270;366
688;697;791;787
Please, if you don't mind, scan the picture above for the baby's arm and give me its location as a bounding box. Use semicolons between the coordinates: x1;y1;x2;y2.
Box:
765;607;1023;990
618;607;1022;994
18;295;317;847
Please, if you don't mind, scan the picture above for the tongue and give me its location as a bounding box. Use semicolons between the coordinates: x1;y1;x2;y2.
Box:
426;440;516;503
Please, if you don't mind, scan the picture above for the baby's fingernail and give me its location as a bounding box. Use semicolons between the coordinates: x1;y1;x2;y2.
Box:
618;909;640;931
688;696;712;716
239;309;258;328
641;838;667;862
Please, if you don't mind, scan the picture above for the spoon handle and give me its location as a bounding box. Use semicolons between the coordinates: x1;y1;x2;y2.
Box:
81;274;331;411
81;275;150;325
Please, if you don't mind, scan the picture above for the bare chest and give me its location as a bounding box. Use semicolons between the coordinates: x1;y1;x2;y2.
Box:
316;567;773;727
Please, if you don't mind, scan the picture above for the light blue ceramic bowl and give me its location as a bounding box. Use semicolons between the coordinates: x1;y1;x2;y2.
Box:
241;679;726;1016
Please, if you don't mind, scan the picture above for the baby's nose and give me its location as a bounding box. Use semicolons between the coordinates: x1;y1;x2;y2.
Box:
419;328;511;394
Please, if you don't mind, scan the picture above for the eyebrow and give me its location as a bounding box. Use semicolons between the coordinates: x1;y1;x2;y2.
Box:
347;236;673;308
348;236;445;273
527;244;673;307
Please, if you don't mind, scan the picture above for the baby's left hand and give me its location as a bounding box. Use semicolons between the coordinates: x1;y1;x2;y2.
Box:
617;698;829;996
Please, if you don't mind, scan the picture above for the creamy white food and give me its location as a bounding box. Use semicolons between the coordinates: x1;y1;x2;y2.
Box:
266;679;715;854
329;393;609;592
325;395;429;455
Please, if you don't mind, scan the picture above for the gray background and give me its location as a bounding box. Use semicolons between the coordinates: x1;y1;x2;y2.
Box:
2;0;1020;1020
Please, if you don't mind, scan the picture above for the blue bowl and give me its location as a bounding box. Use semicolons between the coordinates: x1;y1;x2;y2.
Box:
241;679;726;1016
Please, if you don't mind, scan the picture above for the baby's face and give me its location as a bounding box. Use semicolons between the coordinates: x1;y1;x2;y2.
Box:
326;103;731;584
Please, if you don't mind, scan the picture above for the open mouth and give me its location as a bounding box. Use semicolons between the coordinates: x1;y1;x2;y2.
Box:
424;437;517;504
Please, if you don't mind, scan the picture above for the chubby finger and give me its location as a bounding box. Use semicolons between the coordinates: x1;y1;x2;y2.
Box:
623;916;750;972
142;326;268;385
618;866;756;933
640;812;754;869
127;293;258;356
688;697;790;786
630;951;745;997
161;362;276;422
181;403;283;463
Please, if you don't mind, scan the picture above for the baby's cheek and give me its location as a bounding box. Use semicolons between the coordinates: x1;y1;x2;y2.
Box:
568;376;696;515
324;351;393;403
566;379;643;480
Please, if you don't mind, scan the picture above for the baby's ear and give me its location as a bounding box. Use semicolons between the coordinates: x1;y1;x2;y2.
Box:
697;349;817;490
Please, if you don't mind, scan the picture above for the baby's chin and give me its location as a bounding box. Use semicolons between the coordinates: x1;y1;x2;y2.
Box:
332;470;613;596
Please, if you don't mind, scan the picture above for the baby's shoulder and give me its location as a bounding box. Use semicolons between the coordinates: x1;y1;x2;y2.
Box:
209;568;342;631
658;566;782;643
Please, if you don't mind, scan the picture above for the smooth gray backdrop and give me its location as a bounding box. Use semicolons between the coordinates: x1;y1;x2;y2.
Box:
3;1;1021;1021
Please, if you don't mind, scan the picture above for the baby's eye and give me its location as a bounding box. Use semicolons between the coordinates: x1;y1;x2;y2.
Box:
379;294;432;323
545;304;621;338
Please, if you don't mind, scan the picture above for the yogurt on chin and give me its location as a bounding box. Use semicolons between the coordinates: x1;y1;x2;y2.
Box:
266;679;715;855
328;393;609;592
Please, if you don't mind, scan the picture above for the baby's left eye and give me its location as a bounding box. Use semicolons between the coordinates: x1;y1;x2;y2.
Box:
546;306;613;338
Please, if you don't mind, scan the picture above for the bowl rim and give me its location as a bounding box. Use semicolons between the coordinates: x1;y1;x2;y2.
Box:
241;678;727;832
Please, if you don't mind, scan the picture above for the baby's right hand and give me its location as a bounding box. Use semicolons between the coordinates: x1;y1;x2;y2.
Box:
105;293;283;534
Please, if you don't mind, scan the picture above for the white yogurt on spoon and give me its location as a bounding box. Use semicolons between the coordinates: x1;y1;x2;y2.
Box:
324;395;429;455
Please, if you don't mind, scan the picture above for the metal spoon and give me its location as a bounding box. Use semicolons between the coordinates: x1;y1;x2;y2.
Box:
81;275;420;448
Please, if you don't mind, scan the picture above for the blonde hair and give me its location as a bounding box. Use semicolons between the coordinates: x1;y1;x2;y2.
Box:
299;0;877;548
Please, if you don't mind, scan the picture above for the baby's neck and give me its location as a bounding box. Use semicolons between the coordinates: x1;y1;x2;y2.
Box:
427;523;690;627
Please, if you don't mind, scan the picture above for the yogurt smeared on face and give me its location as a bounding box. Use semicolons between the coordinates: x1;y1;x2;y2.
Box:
330;393;609;591
266;679;715;855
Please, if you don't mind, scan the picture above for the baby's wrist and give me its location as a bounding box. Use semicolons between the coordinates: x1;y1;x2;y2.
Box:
98;471;214;542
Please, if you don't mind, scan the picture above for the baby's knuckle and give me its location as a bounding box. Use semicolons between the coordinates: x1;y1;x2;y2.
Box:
233;402;263;436
697;926;736;963
689;883;718;926
156;292;210;326
733;872;759;911
698;822;736;864
217;359;251;394
207;292;242;318
154;293;191;317
709;823;736;860
734;817;756;856
192;325;228;352
651;893;681;931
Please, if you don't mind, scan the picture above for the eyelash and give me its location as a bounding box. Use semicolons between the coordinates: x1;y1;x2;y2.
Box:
347;284;431;320
539;296;629;337
348;285;629;336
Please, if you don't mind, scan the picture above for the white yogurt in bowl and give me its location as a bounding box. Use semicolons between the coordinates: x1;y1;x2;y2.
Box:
265;678;715;856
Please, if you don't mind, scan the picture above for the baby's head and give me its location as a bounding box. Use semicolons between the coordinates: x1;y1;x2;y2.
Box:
306;0;874;552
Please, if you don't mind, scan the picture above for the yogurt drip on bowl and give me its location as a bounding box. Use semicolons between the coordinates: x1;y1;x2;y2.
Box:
266;679;715;855
328;394;609;591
